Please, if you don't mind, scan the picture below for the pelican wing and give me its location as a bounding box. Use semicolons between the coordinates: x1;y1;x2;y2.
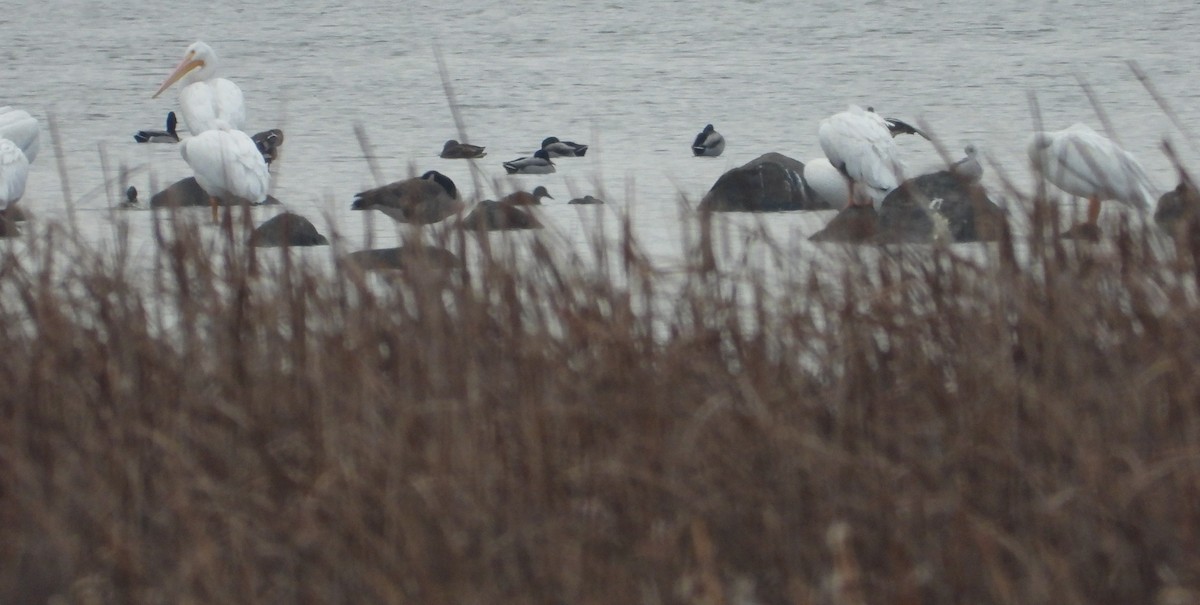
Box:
178;78;246;135
1034;124;1157;209
180;128;269;204
0;139;30;207
0;107;40;163
818;108;902;193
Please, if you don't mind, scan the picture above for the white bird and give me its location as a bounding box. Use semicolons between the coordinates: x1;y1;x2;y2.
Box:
803;157;852;210
950;144;983;182
1028;123;1157;238
152;41;246;136
0;107;39;215
503;149;556;174
819;105;907;208
179;120;270;223
692;124;725;157
0;107;40;163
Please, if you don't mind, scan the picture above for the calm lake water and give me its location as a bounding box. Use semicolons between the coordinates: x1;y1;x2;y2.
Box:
4;0;1200;266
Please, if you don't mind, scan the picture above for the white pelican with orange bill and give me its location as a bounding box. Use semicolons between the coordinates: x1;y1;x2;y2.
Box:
152;41;246;136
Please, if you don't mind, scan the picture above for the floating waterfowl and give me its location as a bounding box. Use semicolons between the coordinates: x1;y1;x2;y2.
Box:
121;186;139;209
541;136;588;157
351;170;464;225
692;124;725;157
252;128;284;165
568;195;604;205
1028;123;1157;240
499;185;553;206
440;139;487;159
134;111;181;143
503;149;556;174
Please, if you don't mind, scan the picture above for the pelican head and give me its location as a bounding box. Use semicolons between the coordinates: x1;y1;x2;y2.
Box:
153;41;218;99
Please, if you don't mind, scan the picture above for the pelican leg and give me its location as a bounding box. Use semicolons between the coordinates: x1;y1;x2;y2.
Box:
1063;197;1102;241
1086;197;1102;225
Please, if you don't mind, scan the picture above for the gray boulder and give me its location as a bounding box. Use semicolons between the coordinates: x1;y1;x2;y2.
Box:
150;177;281;208
250;213;329;247
698;153;832;212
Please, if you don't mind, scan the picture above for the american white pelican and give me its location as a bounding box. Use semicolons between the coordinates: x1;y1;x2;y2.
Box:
692;124;725;157
0;108;38;216
153;41;246;136
351;170;464;225
503;149;555;174
541;137;588;157
440;139;486;159
819;105;909;208
0;107;40;163
0;139;30;212
179;120;270;223
134;111;180;143
251;128;284;165
950;144;983;182
1028;123;1157;239
802;157;852;210
499;185;553;206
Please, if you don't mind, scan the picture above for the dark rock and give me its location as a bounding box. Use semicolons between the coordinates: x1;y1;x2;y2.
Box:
459;201;542;231
345;246;462;273
810;170;1006;244
150;177;281;208
250;212;329;247
698;152;830;212
883;170;1006;242
810;205;878;242
6;206;27;222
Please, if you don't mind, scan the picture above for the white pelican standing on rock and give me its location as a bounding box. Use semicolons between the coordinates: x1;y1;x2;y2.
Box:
0;108;40;222
180;120;270;223
1028;123;1158;240
153;41;246;135
819;105;927;208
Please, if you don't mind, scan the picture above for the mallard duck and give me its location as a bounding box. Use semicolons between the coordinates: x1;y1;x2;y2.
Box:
134;111;181;143
251;128;284;165
499;185;553;206
351;170;464;225
692;124;724;157
541;136;588;157
440;139;487;159
503;149;555;174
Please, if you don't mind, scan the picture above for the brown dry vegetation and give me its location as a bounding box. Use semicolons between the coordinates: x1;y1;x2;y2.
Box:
1;197;1199;605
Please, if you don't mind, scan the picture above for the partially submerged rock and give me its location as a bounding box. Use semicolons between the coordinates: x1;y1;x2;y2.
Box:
810;170;1005;244
150;177;281;208
250;212;329;247
698;152;832;212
